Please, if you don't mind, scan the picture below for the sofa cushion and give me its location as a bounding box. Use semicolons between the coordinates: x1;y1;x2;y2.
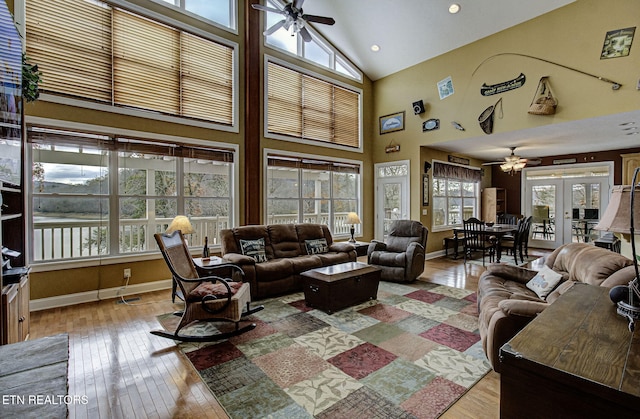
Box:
369;251;406;267
289;255;323;274
305;238;329;255
254;258;295;281
268;224;302;259
526;265;563;299
317;251;352;266
240;238;267;262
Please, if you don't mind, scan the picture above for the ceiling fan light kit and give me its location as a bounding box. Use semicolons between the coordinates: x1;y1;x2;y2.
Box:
484;146;534;175
252;0;335;42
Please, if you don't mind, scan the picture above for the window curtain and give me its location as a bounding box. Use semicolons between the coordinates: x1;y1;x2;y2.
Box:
433;161;481;182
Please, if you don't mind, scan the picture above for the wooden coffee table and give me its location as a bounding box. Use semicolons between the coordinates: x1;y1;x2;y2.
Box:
301;262;381;314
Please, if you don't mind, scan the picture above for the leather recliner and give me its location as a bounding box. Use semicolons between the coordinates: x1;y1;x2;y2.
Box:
367;220;428;283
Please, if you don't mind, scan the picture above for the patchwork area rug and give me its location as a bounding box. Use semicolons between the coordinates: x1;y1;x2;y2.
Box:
158;281;491;418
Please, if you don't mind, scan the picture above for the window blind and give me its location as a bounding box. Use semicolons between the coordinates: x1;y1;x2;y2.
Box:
26;0;113;101
267;61;360;148
28;127;234;163
267;155;359;174
26;0;234;125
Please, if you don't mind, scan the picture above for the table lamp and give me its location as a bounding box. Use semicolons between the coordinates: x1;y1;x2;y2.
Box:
346;212;361;243
594;169;640;332
166;215;194;245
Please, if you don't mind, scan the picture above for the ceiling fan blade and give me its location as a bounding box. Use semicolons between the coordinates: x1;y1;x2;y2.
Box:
482;161;505;166
251;4;285;15
302;14;335;25
293;0;305;10
264;19;286;36
299;26;312;42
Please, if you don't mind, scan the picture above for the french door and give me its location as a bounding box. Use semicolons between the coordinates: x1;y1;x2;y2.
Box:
524;164;612;249
374;161;410;241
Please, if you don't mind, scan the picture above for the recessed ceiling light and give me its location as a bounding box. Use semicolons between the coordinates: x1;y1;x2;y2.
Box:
370;44;380;52
449;3;461;14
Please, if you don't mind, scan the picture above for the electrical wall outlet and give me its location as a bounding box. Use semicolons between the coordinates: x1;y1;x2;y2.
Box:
124;268;131;279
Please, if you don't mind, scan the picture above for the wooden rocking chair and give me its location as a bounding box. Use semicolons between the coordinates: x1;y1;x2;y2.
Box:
152;230;263;342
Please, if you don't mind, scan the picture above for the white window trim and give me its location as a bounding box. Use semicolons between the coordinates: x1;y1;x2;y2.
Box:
25;116;240;270
430;159;482;233
146;0;239;34
262;0;362;82
263;147;363;241
264;55;363;153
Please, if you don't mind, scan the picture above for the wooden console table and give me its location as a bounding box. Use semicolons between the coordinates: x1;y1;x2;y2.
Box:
499;283;640;418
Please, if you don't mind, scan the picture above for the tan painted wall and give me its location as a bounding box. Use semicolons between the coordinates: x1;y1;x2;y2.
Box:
372;0;639;243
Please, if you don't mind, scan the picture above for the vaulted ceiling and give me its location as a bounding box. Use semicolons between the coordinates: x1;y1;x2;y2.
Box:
298;0;639;162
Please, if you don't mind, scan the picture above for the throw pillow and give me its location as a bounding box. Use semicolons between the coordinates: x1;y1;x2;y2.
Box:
305;238;329;255
526;265;563;299
239;238;267;263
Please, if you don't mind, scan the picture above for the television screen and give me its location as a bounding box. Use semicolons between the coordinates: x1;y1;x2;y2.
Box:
0;1;22;186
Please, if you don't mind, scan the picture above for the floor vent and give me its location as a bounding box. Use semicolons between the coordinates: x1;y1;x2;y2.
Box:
116;296;141;304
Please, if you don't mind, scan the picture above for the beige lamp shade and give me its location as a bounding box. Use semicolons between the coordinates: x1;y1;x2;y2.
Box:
594;185;640;234
166;215;194;234
346;212;361;225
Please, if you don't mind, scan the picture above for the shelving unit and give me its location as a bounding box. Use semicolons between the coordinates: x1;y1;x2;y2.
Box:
482;187;506;223
1;182;28;345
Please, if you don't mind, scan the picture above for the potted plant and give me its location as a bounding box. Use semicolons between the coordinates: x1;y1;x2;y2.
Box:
22;53;42;102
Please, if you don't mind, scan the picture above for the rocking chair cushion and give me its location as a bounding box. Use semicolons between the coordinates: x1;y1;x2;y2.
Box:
187;281;243;301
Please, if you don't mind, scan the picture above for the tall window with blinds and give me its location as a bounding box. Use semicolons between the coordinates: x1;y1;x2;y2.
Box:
25;0;235;126
266;154;361;237
29;127;236;262
266;61;361;150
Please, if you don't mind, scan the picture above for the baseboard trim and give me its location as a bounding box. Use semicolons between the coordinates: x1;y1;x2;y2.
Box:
30;279;173;312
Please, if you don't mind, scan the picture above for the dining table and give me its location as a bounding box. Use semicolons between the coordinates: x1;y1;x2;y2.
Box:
453;223;518;263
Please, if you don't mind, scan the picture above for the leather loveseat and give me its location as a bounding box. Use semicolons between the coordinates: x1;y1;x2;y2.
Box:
477;242;636;372
219;223;356;299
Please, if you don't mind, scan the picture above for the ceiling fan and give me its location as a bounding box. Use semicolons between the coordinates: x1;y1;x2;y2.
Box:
252;0;335;42
482;147;541;175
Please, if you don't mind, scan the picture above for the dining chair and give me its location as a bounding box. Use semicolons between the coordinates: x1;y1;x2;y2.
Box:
462;217;496;266
501;216;532;264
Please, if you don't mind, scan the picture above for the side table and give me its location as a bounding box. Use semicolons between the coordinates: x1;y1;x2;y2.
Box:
349;241;370;257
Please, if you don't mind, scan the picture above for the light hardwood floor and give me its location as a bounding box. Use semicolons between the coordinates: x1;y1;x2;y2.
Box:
29;250;550;418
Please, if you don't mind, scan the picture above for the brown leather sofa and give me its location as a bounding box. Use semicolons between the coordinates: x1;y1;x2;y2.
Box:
219;223;356;299
477;242;636;372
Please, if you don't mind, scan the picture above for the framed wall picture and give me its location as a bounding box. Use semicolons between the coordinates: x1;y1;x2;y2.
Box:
379;111;405;135
601;27;635;59
422;174;430;206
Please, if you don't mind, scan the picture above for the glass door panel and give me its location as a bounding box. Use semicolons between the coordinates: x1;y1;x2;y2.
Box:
566;178;607;243
374;161;409;241
526;179;563;249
